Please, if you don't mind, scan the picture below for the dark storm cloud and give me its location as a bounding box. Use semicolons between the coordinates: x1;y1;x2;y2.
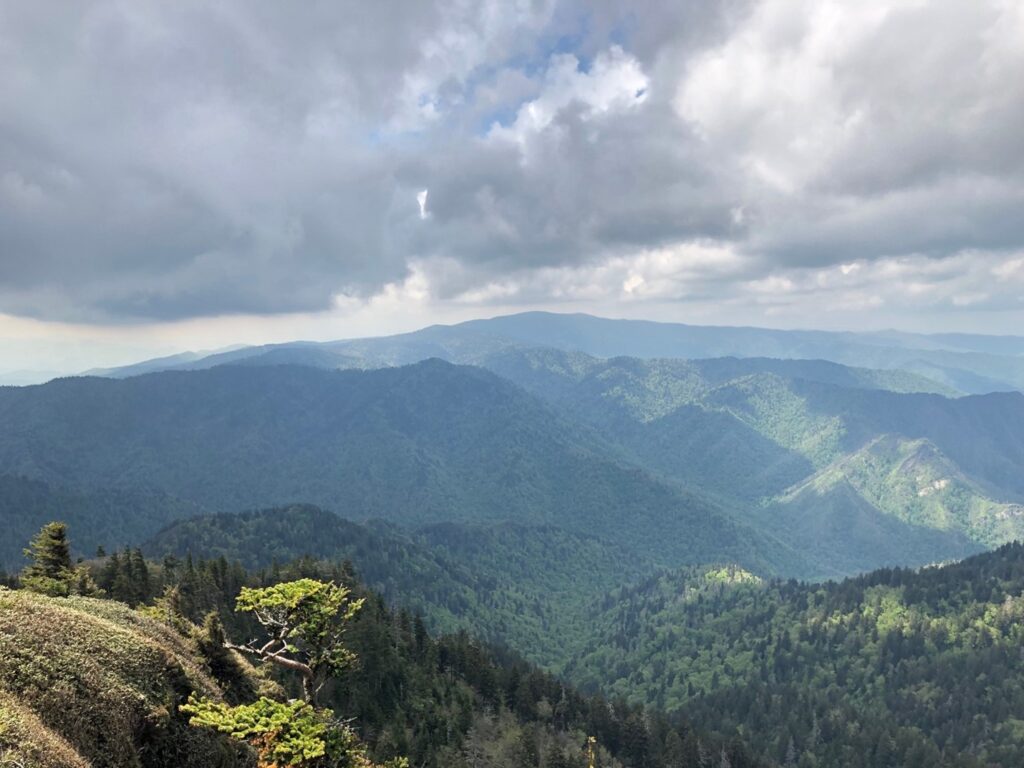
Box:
1;0;1022;322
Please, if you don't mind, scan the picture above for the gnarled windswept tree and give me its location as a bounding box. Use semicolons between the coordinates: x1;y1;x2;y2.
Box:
182;578;405;768
226;578;363;704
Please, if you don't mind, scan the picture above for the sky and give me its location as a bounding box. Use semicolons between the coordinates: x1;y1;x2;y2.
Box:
2;0;1024;377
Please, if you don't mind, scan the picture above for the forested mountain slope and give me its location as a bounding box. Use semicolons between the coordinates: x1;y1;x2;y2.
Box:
1;514;770;768
0;362;809;577
478;350;1022;574
566;543;1024;768
764;436;1024;549
751;479;982;577
142;504;651;667
0;474;205;566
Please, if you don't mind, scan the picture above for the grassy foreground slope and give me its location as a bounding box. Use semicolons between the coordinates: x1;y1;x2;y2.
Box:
0;691;87;768
0;588;263;768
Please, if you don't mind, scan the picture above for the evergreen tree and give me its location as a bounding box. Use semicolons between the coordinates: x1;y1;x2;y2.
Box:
21;522;73;589
20;522;100;597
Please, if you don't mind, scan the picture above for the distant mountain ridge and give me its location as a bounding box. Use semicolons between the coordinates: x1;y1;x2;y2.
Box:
87;311;1024;394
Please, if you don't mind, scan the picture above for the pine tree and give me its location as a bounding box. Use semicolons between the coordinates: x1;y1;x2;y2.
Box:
21;522;74;597
128;548;151;605
23;521;72;575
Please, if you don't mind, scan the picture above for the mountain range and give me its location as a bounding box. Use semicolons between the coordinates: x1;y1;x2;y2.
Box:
0;361;810;576
4;311;1024;765
89;312;1024;394
4;312;1023;585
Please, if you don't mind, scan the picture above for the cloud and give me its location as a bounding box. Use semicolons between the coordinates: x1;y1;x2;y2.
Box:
0;0;1022;332
487;46;648;146
677;0;1024;266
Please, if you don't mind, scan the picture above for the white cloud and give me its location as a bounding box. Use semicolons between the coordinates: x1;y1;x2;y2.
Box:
488;46;649;150
992;257;1024;281
676;0;895;192
387;0;558;132
675;0;1024;198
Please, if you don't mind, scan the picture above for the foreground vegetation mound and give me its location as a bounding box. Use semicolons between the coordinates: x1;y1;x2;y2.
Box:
0;587;264;767
0;690;88;768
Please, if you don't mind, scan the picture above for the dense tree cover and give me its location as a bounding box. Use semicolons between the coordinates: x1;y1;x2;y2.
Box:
80;544;766;768
0;361;810;576
0;474;202;566
3;355;1022;582
481;348;1024;574
143;505;651;667
565;545;1024;767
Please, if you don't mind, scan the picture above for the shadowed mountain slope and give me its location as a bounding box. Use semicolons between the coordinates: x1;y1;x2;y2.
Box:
0;361;810;577
0;475;205;567
142;504;652;667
